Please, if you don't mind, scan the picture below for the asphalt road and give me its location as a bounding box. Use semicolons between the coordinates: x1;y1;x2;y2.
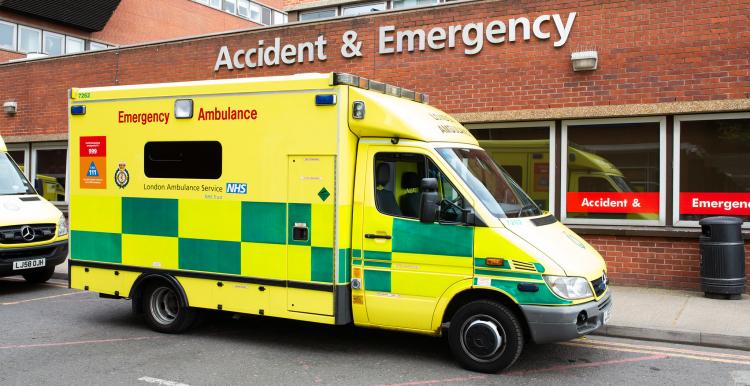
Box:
2;277;750;386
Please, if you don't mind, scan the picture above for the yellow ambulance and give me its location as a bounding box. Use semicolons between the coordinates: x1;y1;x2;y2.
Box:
68;73;611;373
0;136;69;282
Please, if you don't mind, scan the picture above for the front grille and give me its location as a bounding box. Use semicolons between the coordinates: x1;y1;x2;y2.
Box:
591;275;607;297
0;224;56;245
512;261;537;272
0;246;57;261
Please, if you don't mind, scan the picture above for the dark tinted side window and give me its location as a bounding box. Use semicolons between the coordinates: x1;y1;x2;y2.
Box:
144;141;222;179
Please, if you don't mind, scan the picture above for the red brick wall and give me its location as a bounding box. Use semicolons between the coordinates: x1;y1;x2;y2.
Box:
2;0;748;137
92;0;260;45
585;235;750;293
0;48;23;62
264;0;286;12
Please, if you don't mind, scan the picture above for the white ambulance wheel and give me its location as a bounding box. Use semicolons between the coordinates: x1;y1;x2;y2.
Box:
143;283;197;333
448;300;524;373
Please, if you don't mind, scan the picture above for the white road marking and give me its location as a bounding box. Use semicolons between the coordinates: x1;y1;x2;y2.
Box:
0;336;157;350
138;376;191;386
0;291;86;305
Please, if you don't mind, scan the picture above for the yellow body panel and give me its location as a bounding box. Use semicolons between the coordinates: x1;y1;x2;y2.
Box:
241;242;286;279
122;234;179;269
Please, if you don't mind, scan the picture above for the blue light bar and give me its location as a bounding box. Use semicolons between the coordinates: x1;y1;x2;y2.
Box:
315;94;337;106
71;105;86;115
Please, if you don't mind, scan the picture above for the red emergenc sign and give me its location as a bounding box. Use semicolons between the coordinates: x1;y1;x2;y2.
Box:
80;136;106;157
680;192;750;215
567;192;660;214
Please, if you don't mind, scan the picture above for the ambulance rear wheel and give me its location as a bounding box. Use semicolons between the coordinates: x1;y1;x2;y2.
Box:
143;283;197;333
448;300;524;373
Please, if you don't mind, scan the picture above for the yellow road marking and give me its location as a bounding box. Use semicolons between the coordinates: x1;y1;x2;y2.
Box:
577;338;750;361
562;340;750;366
0;291;86;305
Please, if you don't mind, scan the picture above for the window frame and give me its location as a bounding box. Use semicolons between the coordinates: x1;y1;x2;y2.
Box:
341;2;387;16
561;117;667;226
0;19;17;51
65;36;85;54
391;0;440;9
673;112;750;229
222;0;237;14
237;0;250;17
18;25;42;54
88;41;108;51
299;8;337;21
30;142;68;205
465;120;556;216
6;143;30;178
42;30;65;56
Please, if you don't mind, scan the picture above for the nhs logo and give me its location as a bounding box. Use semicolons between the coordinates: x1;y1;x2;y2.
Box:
226;183;247;194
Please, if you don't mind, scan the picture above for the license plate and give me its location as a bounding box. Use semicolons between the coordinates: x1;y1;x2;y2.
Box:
12;258;46;270
603;308;612;325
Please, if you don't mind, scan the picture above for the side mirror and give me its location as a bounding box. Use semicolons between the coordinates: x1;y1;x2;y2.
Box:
419;177;439;223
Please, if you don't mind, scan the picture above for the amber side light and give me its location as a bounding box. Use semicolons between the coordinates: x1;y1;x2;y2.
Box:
486;258;505;267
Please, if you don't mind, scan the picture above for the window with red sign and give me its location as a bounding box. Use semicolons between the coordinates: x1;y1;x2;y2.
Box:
562;118;665;225
468;122;554;213
675;114;750;226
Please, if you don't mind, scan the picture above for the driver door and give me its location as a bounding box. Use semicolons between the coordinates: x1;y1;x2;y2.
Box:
359;146;474;331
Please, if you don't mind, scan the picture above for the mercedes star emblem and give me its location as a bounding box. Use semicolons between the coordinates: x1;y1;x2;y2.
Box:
20;225;35;241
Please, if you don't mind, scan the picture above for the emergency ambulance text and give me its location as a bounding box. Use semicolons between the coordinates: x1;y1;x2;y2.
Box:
118;111;170;125
198;107;258;121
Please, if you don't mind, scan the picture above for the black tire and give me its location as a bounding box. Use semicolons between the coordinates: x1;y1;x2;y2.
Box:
142;283;197;334
447;300;524;373
22;267;55;283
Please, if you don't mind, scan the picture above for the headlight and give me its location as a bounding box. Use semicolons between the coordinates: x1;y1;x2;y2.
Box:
544;275;593;300
58;215;68;236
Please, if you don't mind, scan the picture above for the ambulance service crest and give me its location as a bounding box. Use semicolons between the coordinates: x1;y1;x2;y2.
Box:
114;162;129;188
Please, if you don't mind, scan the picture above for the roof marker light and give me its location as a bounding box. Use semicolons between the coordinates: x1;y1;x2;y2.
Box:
368;80;386;93
315;94;337;105
385;84;401;97
400;89;416;100
70;105;86;115
174;99;193;119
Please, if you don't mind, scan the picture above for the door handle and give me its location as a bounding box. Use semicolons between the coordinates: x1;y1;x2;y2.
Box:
365;233;392;240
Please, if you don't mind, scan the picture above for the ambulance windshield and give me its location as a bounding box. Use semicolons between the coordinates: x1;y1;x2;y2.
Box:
0;153;35;195
437;147;542;218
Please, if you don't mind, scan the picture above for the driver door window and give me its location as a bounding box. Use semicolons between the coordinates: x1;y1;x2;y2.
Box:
374;152;464;222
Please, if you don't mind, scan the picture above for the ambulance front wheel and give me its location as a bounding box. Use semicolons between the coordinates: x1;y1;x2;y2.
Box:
22;267;55;283
143;283;198;334
447;300;524;373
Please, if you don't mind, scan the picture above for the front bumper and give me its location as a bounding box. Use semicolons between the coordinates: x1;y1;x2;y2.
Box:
0;240;69;277
520;291;612;344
